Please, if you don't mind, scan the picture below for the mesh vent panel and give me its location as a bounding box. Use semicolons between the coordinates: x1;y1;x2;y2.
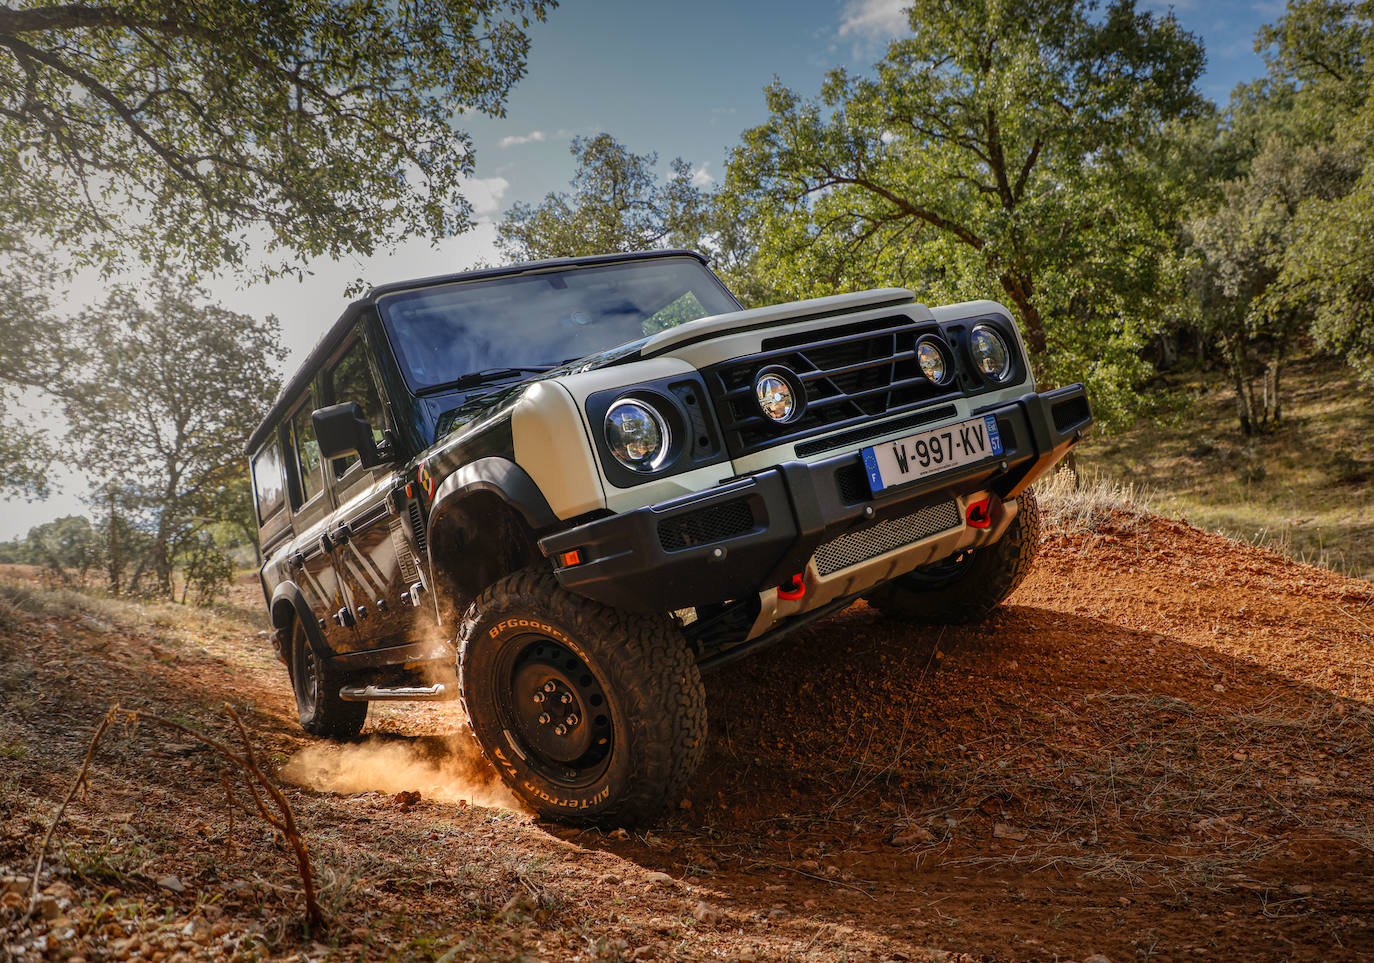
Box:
835;463;870;504
658;499;755;552
814;500;961;576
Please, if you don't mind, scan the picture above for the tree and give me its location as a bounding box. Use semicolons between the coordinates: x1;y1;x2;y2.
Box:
0;242;65;497
1259;1;1374;385
0;0;553;278
62;275;285;597
497;134;711;261
722;0;1205;418
1188;135;1360;433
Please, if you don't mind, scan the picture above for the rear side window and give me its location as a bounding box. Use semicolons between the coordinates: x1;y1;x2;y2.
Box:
289;403;323;507
326;339;387;477
251;441;286;524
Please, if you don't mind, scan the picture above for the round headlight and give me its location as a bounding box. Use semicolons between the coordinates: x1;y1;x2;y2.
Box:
755;369;800;423
605;400;670;472
969;324;1011;381
916;339;949;384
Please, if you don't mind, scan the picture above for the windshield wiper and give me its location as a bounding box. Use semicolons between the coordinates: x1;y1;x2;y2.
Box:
419;365;559;394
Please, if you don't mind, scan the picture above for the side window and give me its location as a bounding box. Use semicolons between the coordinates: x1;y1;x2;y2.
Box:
251;441;286;524
326;339;387;477
289;403;323;507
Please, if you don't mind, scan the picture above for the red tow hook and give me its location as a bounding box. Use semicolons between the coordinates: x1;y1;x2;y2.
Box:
966;497;993;529
777;573;807;601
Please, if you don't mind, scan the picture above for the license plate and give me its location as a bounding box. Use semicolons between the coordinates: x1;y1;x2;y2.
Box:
861;415;1003;493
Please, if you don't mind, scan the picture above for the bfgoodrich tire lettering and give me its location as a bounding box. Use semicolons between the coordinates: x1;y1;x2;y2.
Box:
457;567;706;825
864;489;1041;624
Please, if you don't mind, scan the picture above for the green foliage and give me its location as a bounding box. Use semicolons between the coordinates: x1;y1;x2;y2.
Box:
720;0;1206;424
0;0;553;279
23;515;101;583
1259;1;1374;386
62;274;285;596
497;134;711;261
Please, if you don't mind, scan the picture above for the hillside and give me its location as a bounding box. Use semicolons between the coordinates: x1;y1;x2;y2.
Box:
2;500;1373;962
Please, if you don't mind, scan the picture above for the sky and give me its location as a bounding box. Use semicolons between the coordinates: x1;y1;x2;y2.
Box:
0;0;1283;540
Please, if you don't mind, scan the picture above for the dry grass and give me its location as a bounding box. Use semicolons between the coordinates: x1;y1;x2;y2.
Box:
1079;352;1374;581
1035;467;1151;535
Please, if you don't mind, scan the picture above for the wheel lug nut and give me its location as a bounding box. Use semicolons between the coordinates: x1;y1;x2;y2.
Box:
543;681;556;693
553;724;567;736
560;692;572;704
532;692;544;703
565;714;579;727
537;713;550;725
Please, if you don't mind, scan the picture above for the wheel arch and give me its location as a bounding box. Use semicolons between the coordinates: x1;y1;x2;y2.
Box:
269;582;332;659
426;459;556;617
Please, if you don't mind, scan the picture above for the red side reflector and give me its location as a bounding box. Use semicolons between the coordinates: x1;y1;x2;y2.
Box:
558;549;583;568
405;483;414;498
966;497;992;529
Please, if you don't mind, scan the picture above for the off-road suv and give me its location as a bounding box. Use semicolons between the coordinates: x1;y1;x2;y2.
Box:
246;250;1091;824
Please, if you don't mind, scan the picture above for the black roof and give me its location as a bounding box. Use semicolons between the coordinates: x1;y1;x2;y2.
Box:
244;249;709;456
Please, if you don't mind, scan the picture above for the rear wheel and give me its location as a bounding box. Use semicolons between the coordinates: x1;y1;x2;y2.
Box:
865;490;1041;624
289;621;368;738
457;568;706;825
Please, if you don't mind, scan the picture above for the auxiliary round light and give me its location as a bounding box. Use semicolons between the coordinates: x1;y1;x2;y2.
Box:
605;399;670;472
754;369;800;423
969;324;1012;381
916;339;949;384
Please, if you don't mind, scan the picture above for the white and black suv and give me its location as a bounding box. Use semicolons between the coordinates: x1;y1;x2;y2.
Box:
246;250;1091;824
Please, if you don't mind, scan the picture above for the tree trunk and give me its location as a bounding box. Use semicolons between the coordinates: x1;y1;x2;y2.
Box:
1222;328;1255;436
998;273;1047;356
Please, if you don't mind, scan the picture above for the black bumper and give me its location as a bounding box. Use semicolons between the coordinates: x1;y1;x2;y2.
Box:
539;385;1091;613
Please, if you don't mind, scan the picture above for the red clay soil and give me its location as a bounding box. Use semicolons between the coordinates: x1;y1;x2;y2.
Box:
2;511;1373;961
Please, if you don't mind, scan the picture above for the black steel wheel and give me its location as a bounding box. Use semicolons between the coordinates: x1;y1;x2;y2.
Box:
864;489;1041;625
457;568;706;825
289;620;367;738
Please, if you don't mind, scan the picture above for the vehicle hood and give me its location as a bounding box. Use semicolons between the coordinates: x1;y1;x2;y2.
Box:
639;288;915;357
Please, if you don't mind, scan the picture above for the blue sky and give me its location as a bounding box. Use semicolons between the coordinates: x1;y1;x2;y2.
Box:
1;0;1288;539
460;0;1281;217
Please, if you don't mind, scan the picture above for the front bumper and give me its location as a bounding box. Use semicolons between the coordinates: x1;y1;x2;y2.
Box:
539;384;1091;613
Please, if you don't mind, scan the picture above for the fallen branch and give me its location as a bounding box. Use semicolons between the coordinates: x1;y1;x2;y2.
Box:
20;705;120;926
22;703;324;932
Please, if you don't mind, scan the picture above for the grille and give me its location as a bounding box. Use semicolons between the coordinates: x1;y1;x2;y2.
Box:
389;516;421;585
813;500;961;576
706;317;960;456
835;463;870;504
407;500;428;555
658;499;754;552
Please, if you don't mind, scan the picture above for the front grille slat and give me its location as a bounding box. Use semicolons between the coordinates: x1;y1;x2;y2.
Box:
707;315;969;458
813;500;962;576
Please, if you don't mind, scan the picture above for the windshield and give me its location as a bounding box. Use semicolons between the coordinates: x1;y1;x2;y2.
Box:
377;256;739;392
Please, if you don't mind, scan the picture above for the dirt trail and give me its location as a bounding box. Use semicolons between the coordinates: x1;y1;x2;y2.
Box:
2;511;1373;961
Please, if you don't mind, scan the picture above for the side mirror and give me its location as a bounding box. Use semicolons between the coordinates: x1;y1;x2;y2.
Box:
313;403;386;469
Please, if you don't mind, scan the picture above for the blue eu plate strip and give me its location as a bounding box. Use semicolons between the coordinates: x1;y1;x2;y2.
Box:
861;446;884;492
984;415;1003;455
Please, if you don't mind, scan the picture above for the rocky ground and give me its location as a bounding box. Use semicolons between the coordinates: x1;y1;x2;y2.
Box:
1;501;1372;961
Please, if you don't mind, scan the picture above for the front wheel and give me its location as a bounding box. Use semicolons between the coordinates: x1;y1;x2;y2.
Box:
457;568;706;825
289;620;368;738
864;489;1041;624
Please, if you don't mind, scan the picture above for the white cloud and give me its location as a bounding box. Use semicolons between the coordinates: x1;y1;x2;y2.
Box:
689;163;716;189
837;0;910;40
461;175;510;217
499;129;546;148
